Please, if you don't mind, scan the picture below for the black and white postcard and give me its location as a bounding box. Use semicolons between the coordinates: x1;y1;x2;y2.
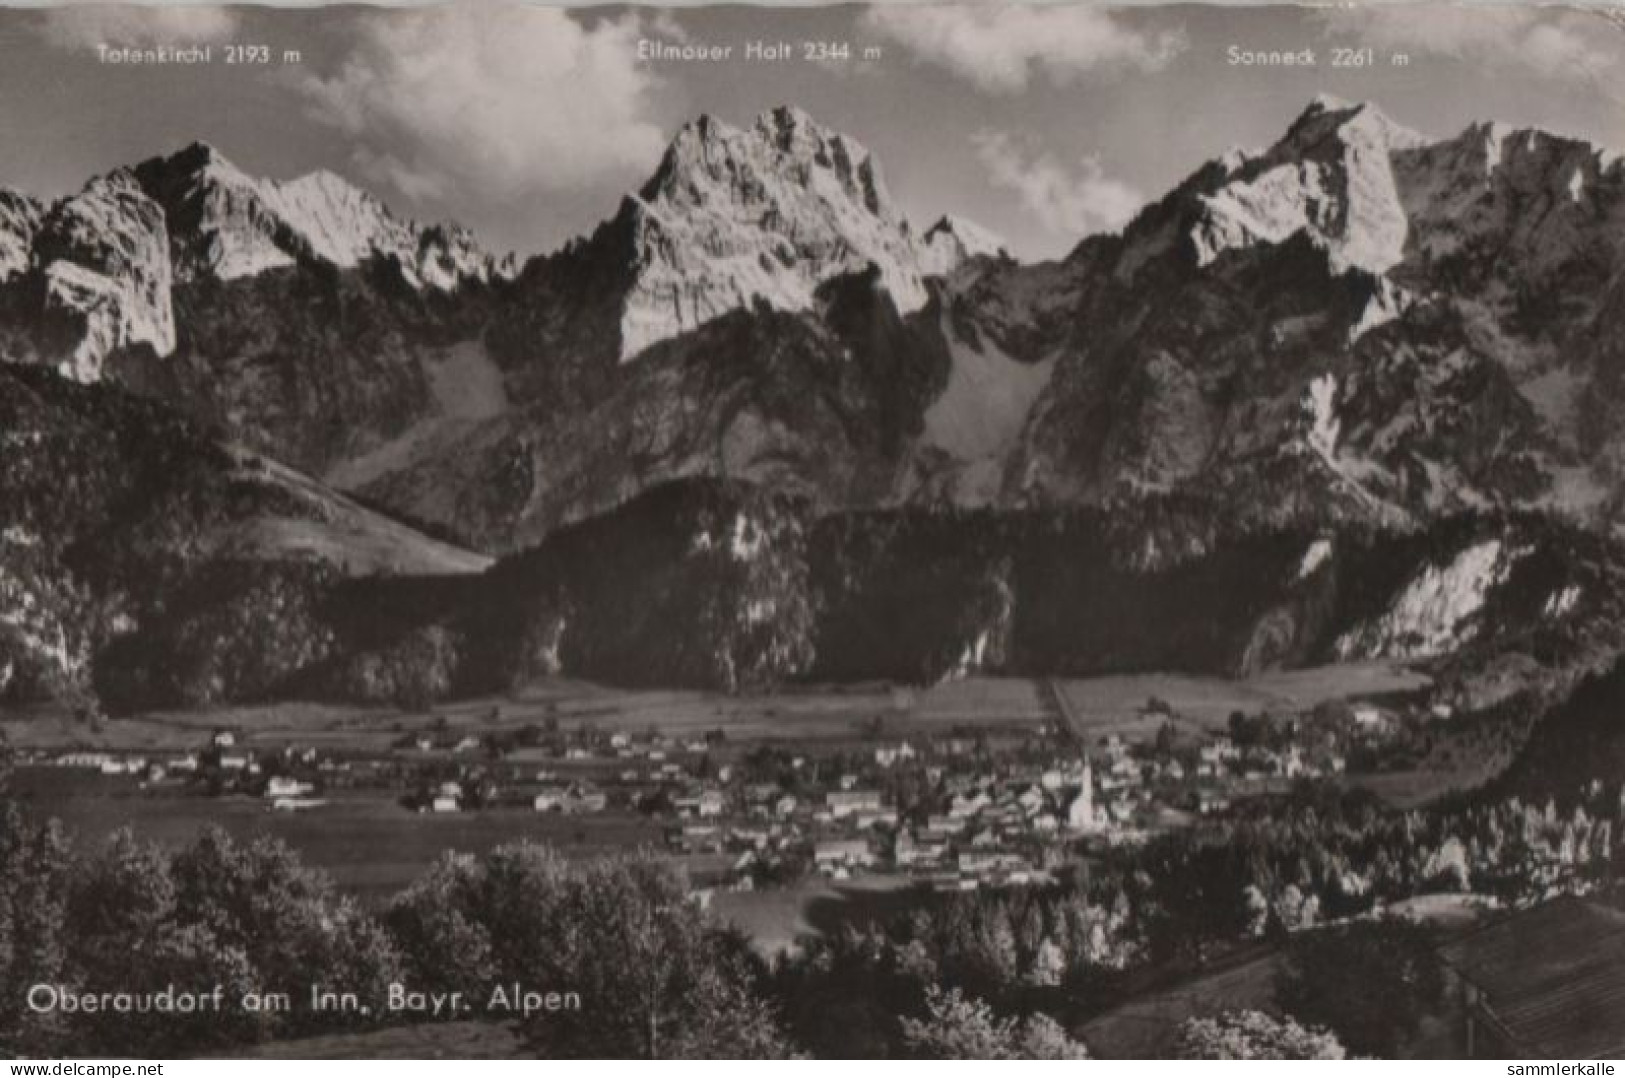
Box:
1;0;1623;1061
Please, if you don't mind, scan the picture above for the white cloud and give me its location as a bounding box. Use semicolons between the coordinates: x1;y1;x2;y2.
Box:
863;4;1185;94
301;6;671;206
973;131;1142;247
1320;6;1622;97
37;5;238;49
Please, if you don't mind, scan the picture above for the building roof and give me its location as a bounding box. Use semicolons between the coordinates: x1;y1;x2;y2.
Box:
1440;895;1625;1059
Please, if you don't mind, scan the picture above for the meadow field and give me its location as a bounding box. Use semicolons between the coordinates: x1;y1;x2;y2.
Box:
2;663;1424;756
5;771;675;902
1051;661;1431;743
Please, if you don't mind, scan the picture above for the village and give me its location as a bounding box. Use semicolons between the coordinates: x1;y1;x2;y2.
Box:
18;686;1423;894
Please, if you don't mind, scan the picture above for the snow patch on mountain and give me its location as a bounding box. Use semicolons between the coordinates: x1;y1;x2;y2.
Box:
1544;584;1582;619
1335;538;1518;659
1297;538;1333;580
617;107;929;361
1304;372;1341;460
947;629;993;681
919;317;1056;503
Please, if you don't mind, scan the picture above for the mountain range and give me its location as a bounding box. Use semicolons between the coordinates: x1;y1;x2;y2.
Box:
7;98;1624;547
5;95;1625;778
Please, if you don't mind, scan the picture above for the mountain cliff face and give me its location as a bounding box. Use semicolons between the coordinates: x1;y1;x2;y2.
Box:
373;269;951;550
31;172;176;382
992;96;1625;537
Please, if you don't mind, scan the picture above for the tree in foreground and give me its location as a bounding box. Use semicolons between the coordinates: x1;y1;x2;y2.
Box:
0;807;73;1055
901;986;1089;1059
384;842;795;1058
1174;1009;1345;1059
1275;918;1444;1058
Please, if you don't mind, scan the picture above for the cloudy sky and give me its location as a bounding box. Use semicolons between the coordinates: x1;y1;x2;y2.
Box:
1;2;1621;260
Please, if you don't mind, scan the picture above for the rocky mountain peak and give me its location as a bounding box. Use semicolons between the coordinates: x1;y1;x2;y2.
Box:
641;106;902;224
757;103;820;145
754;104;888;216
1180;96;1424;275
1012;96;1625;537
133;141;295;280
918;214;1010;276
11;94;1625;558
164;139;242;177
33;170;175;381
130;141;511;290
0;140;515;385
616;106;929;361
1284;94;1427;151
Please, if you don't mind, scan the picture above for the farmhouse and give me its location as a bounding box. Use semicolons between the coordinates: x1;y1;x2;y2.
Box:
949;791;992;819
1441;895;1625;1058
534;783;607;815
271;797;327;813
874;742;916;768
431;781;463;813
56;752;115;769
674;788;726;818
826;789;883;819
100;757;145;775
265;776;315;799
813;838;874;870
